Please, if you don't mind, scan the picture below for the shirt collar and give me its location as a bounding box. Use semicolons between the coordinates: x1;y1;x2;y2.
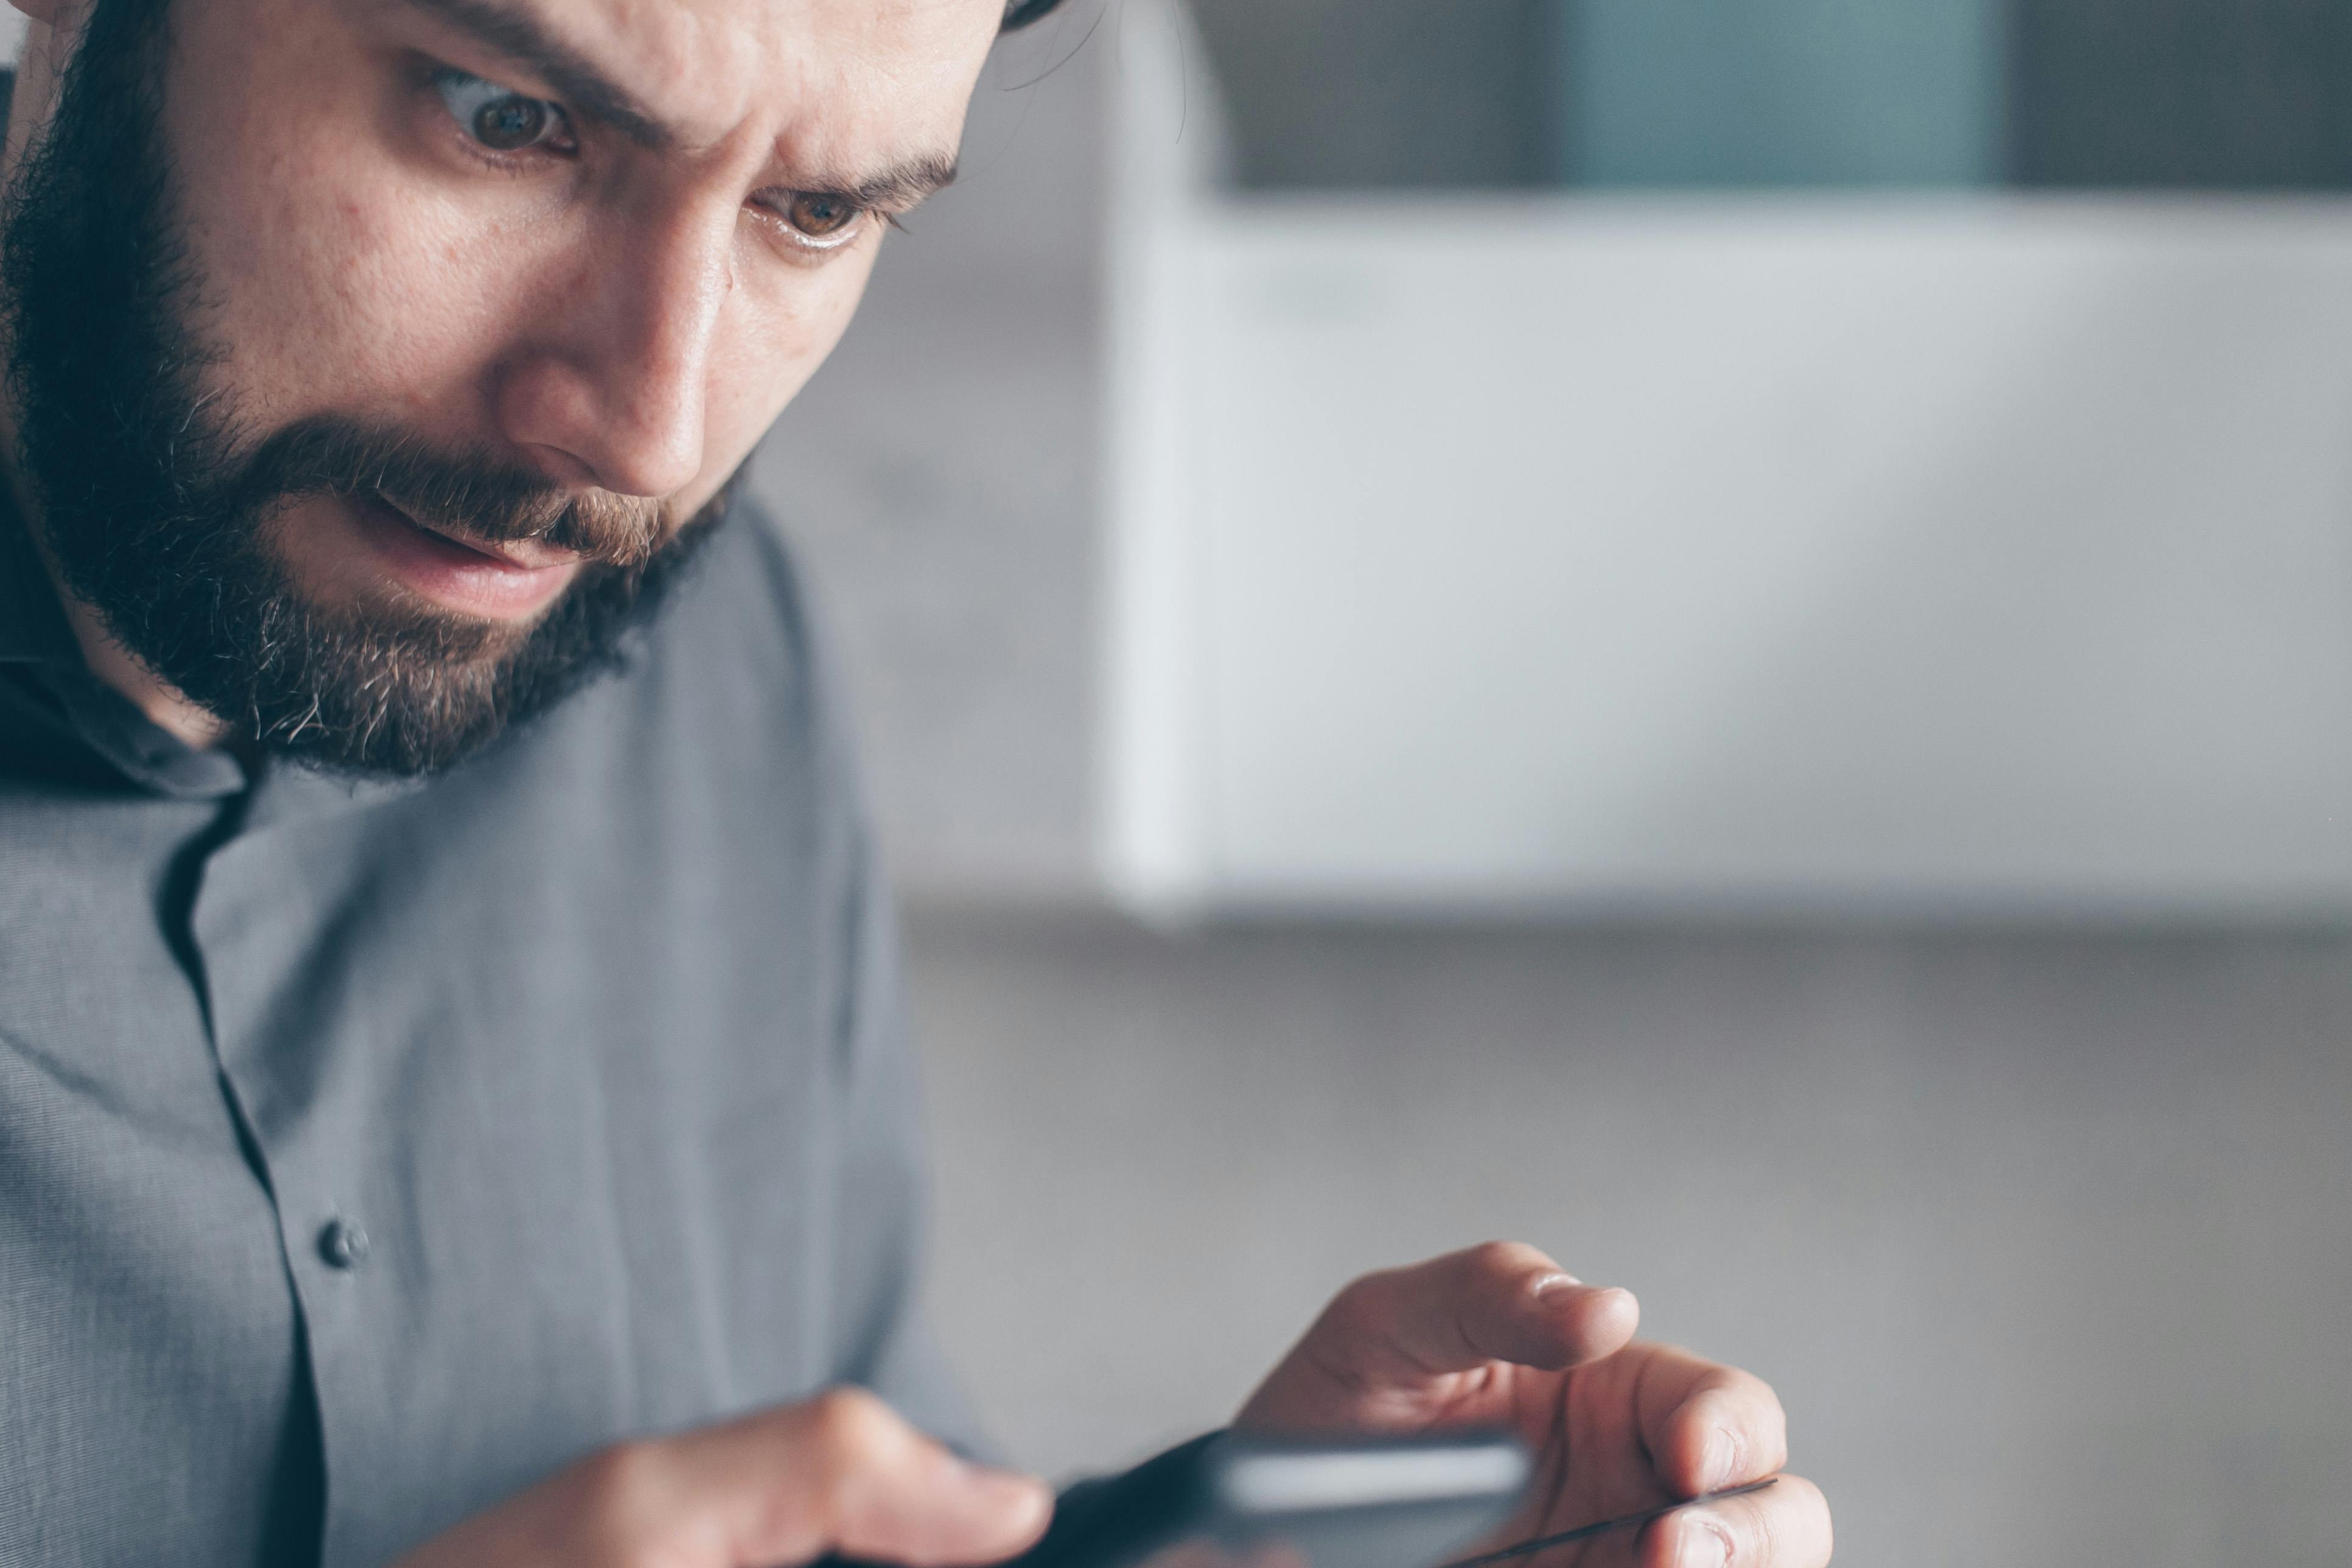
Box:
0;483;81;667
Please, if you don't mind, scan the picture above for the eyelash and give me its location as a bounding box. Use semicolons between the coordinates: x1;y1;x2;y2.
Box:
424;65;877;257
431;67;577;164
750;193;873;253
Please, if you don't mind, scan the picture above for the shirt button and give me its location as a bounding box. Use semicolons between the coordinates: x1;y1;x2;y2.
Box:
317;1219;371;1272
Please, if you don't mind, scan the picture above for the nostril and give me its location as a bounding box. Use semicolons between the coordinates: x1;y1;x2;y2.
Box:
519;444;603;491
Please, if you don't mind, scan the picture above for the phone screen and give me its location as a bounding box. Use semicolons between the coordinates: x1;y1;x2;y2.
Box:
1038;1432;1531;1568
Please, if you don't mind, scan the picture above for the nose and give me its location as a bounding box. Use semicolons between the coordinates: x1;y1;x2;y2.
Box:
493;195;733;499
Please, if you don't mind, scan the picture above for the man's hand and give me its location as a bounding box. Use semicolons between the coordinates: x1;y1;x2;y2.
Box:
1237;1244;1832;1568
392;1387;1053;1568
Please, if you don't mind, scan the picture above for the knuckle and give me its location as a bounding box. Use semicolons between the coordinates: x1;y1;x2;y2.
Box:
570;1440;679;1563
800;1387;943;1552
808;1385;892;1450
1321;1271;1396;1336
805;1386;909;1507
1465;1239;1525;1270
1463;1239;1548;1278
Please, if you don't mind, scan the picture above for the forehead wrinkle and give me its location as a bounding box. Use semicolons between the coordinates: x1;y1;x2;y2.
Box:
393;0;679;149
581;0;771;146
396;0;988;200
755;19;978;205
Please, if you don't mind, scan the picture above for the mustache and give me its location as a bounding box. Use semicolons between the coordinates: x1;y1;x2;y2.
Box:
229;416;673;568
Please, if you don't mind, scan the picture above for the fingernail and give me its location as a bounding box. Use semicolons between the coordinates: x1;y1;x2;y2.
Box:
956;1457;1046;1497
980;1472;1054;1528
1678;1514;1732;1568
1704;1427;1743;1490
1531;1272;1583;1296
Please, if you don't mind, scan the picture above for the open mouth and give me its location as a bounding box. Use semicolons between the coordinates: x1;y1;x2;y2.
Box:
347;489;583;620
370;492;581;572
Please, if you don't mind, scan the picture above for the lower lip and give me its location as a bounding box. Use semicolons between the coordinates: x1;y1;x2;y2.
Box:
349;492;579;620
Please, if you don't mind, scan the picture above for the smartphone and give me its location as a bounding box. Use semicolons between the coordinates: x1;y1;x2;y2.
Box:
1038;1430;1533;1568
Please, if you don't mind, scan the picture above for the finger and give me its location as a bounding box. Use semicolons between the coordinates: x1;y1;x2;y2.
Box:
663;1387;1054;1567
1629;1348;1790;1499
1325;1241;1639;1379
1645;1474;1832;1568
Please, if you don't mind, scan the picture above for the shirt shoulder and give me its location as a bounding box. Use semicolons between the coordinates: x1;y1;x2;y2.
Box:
654;495;827;684
596;492;861;791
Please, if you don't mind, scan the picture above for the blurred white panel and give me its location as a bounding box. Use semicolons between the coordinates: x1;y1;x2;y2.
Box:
1101;0;1228;908
1103;12;2352;917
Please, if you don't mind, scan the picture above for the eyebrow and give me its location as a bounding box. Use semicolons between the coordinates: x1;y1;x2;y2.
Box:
391;0;963;209
828;153;960;213
401;0;674;150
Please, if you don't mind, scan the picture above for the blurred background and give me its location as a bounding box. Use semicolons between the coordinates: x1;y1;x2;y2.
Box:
0;0;2340;1559
754;2;2352;1564
0;0;2323;1559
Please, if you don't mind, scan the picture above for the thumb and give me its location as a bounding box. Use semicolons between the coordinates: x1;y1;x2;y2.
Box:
658;1387;1053;1567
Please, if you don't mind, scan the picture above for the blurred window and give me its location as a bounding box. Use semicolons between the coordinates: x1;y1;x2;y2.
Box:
1189;0;2352;192
2009;0;2352;189
1560;0;1998;187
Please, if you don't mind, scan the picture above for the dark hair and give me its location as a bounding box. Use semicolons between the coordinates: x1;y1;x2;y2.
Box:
1003;0;1068;30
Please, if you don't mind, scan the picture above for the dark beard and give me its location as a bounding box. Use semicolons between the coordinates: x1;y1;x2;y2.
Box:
0;0;729;777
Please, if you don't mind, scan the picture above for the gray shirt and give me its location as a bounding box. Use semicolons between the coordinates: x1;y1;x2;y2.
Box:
0;498;980;1567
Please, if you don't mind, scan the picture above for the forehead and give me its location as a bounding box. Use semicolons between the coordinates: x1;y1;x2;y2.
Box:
385;0;1004;159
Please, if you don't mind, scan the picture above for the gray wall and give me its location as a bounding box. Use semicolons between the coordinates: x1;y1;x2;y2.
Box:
911;912;2352;1567
1188;0;1552;189
751;11;1114;901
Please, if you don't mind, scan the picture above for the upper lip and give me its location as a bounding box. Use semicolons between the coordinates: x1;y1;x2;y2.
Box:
374;493;582;571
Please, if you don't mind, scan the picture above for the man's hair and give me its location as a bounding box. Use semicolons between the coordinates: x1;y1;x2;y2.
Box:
1003;0;1068;30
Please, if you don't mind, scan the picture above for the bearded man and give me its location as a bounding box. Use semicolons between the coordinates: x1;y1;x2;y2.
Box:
0;1;1832;1565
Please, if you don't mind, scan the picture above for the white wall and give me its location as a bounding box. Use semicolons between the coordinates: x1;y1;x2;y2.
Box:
1103;7;2352;920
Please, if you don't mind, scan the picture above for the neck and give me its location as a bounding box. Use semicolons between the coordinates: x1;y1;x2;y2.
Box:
56;571;235;752
0;426;232;751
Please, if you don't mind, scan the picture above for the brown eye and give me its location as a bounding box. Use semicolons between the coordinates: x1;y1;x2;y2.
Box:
474;96;548;151
435;70;568;155
785;192;861;241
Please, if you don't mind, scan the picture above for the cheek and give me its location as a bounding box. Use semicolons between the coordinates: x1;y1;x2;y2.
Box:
157;0;883;495
164;5;516;431
696;240;881;481
183;157;550;436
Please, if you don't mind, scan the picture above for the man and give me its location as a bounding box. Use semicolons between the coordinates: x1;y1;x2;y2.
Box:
0;0;1833;1564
